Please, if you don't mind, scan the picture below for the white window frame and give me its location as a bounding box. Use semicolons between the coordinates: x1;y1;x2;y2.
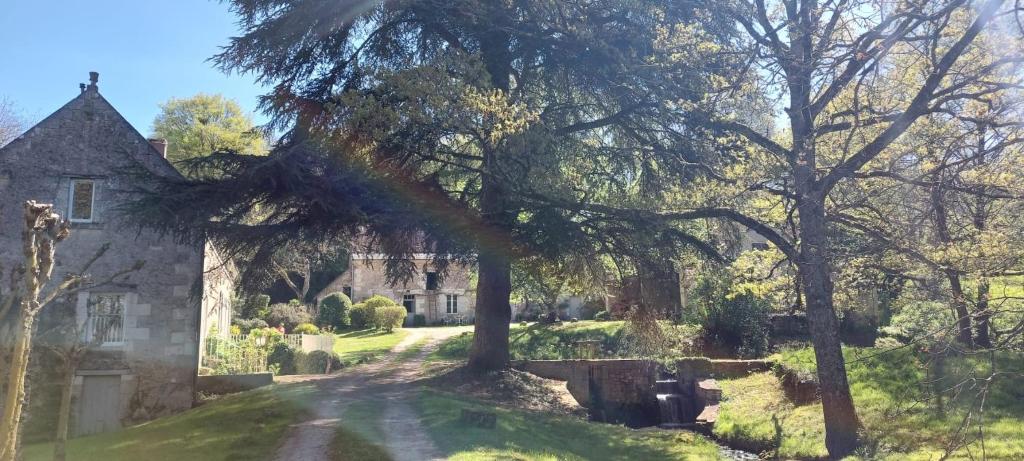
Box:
403;294;416;313
68;179;96;223
85;293;127;346
446;294;458;314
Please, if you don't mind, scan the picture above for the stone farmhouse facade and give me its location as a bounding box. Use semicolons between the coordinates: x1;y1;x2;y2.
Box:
317;253;476;325
0;73;234;437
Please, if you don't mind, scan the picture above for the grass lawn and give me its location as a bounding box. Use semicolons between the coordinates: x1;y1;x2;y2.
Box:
23;383;313;461
413;389;722;460
715;347;1024;460
430;320;701;362
334;328;410;365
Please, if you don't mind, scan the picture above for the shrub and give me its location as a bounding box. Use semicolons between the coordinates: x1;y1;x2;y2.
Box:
250;326;283;344
375;305;407;332
350;302;372;329
317;292;352;329
363;295;398;309
413;314;427;327
232;318;268;334
229;325;242;335
266;302;313;331
594;310;610;321
268;343;298;375
296;350;344;374
880;300;951;342
293;323;320;335
695;272;771;358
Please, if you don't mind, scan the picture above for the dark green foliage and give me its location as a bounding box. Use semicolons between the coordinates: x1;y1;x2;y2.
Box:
375;305;407;332
350;303;371;329
266;301;312;331
694;272;771;358
317;292;352;329
234;294;271;320
268;343;298;375
350;296;405;331
579;300;604;320
232;317;269;334
296;350;343;374
413;314;427;327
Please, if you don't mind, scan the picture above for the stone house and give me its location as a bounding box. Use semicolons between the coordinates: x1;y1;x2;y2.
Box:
316;253;476;325
0;73;234;437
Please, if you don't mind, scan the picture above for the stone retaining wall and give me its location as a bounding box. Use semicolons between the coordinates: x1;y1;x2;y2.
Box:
197;373;273;395
514;357;776;428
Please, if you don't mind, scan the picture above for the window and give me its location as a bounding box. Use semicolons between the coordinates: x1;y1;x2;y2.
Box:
69;179;95;222
426;272;438;290
342;286;353;300
403;294;416;313
446;294;458;314
87;293;125;345
751;242;770;251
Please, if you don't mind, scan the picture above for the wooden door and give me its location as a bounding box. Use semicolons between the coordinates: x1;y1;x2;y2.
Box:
76;375;122;436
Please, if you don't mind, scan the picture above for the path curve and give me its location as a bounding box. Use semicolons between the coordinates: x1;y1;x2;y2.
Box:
274;326;471;461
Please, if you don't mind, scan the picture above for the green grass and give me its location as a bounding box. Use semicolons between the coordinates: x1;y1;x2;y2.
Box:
394;337;430;362
23;383;313;461
414;389;722;460
429;320;701;362
334;328;410;365
716;347;1024;460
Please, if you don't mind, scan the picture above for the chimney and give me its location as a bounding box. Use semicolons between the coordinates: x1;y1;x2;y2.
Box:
86;72;99;92
148;138;168;158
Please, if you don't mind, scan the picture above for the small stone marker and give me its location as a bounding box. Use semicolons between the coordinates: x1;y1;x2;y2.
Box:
459;409;497;429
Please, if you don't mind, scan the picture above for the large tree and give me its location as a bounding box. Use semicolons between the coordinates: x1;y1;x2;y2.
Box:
649;0;1023;456
151;93;267;173
130;0;729;371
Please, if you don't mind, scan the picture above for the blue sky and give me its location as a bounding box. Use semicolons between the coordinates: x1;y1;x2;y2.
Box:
0;0;267;134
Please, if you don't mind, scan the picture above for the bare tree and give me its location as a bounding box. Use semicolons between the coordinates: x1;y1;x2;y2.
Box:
0;204;141;461
43;291;125;461
0;98;23;147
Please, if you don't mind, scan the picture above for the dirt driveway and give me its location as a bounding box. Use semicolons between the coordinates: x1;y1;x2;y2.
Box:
274;326;472;461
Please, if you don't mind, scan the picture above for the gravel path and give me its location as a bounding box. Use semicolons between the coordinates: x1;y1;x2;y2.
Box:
274;327;471;461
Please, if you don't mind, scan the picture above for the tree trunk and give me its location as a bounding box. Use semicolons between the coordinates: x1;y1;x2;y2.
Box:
53;360;75;461
974;277;992;348
797;196;861;458
0;312;34;461
931;183;974;345
469;249;513;371
945;272;974;346
467;28;515;372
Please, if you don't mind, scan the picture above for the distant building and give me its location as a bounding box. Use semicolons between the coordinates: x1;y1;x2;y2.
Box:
316;253;476;325
0;73;234;436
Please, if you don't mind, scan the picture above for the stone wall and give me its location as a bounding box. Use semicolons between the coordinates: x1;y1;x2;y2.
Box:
515;359;659;426
515;357;775;429
318;256;476;324
0;84;208;435
197;373;273;395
